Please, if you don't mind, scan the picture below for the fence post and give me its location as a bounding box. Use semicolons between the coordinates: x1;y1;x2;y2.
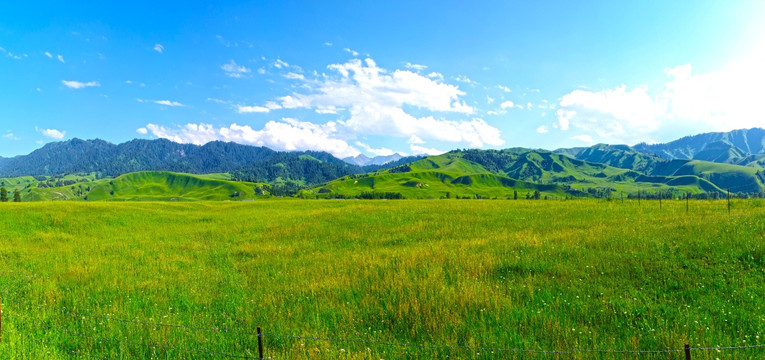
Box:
727;188;731;215
686;195;689;213
0;294;3;343
257;326;264;360
684;344;691;359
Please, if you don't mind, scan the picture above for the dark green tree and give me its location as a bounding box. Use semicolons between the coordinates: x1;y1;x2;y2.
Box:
0;187;7;202
513;190;518;200
13;189;21;202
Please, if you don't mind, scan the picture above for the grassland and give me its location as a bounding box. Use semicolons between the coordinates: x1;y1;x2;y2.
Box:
0;199;764;359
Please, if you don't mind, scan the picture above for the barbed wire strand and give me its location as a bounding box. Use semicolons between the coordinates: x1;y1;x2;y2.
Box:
18;320;258;360
5;297;255;336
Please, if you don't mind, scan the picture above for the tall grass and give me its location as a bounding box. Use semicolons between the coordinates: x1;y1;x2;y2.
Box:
0;199;763;359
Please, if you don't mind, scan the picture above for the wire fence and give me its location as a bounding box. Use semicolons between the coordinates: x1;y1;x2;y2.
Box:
3;265;765;359
3;289;765;360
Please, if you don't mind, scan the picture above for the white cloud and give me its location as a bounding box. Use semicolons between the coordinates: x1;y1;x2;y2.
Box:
343;48;359;56
268;58;504;147
500;100;514;109
143;120;360;158
487;95;495;104
136;127;148;135
44;51;52;58
37;127;66;139
356;141;395;156
536;125;549;134
257;67;266;74
409;143;443;156
497;85;511;92
57;54;64;63
455;75;473;84
62;80;100;89
324;42;333;46
427;72;444;80
486;110;506;115
2;131;17;140
154;100;185;107
405;62;427;71
221;60;251;78
555;53;765;144
274;59;289;69
153;44;164;53
237;105;270;113
283;72;305;80
237;101;283;114
570;134;594;144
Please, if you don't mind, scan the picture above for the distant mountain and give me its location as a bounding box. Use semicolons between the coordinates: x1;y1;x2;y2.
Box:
0;138;415;186
343;153;407;166
634;127;765;161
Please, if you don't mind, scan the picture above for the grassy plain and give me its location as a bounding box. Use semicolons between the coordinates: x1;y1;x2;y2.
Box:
0;199;764;359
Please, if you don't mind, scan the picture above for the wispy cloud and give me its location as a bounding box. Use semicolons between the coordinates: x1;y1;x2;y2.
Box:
154;100;184;107
153;44;164;53
221;60;251;78
343;48;359;57
405;62;427;71
62;80;100;89
57;54;65;63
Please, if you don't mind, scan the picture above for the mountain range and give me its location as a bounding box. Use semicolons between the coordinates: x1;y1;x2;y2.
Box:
1;127;765;200
0;138;419;186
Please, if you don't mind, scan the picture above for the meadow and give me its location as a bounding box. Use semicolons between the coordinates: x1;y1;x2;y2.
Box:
0;199;763;359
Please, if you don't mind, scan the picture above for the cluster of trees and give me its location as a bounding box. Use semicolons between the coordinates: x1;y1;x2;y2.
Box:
322;192;403;200
0;187;21;202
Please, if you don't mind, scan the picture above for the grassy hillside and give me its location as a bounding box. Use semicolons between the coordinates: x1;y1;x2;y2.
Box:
17;171;270;201
309;150;729;200
1;200;764;359
308;152;571;199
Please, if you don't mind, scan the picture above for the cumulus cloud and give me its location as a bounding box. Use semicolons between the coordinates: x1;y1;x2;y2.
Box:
44;51;52;58
142;120;360;158
497;85;511;92
153;44;164;53
536;125;549;134
500;100;514;109
343;48;359;56
555;53;765;144
62;80;100;89
136;127;148;135
221;60;251;78
237;58;503;150
36;127;66;139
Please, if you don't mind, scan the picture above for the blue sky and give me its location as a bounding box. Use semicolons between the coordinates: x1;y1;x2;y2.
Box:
1;1;764;158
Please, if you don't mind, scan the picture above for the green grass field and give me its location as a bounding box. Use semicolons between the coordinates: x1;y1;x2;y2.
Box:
1;200;764;359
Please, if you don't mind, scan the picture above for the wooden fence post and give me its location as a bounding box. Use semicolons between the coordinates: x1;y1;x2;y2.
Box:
727;188;731;215
684;344;691;359
257;326;264;360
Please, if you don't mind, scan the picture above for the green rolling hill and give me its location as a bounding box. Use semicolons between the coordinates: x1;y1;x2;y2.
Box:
19;171;270;202
304;149;741;200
